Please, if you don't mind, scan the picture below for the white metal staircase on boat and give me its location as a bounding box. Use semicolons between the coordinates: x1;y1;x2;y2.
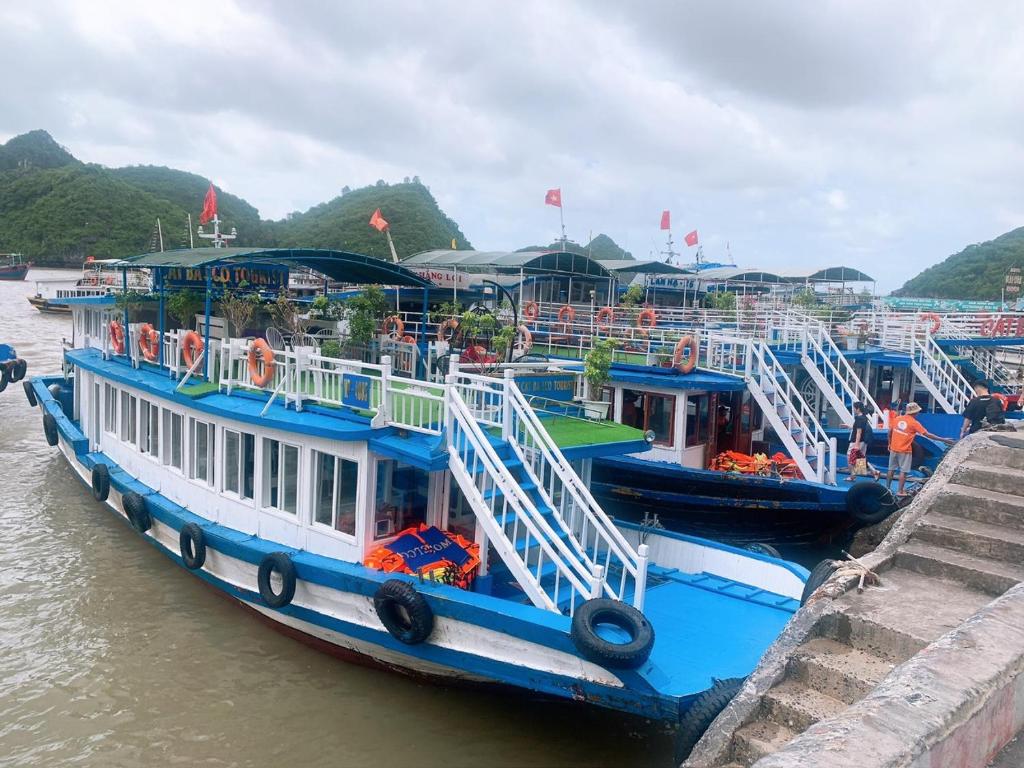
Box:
934;317;1020;393
853;311;974;415
768;310;886;428
702;332;838;485
444;371;648;614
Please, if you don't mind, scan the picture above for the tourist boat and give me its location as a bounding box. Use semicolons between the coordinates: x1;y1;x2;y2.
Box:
28;245;809;755
28;259;152;313
0;253;31;281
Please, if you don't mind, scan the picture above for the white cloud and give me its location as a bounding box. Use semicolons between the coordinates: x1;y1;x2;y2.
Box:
0;0;1023;290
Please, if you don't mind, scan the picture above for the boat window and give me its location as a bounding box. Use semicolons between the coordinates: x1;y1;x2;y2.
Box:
162;410;184;470
104;383;117;434
262;438;298;514
373;459;428;539
190;419;215;486
312;451;358;536
685;394;711;446
645;393;675;447
223;429;256;500
120;392;137;445
622;389;675;447
140;401;159;457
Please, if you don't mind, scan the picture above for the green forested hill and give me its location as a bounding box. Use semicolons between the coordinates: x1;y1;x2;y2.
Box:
267;181;471;260
517;233;633;260
0;130;472;264
896;227;1024;298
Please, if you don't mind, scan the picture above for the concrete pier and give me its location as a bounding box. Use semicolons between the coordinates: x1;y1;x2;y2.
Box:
683;428;1024;768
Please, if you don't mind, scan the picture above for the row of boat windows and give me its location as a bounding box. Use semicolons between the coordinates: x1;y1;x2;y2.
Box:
620;391;713;448
100;383;358;535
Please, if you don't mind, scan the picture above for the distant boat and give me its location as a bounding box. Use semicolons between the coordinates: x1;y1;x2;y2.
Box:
28;259;151;313
0;253;31;281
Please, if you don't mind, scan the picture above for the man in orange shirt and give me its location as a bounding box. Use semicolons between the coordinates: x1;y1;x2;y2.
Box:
886;403;953;496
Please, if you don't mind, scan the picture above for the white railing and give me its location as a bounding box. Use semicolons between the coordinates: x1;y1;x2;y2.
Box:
910;333;973;414
446;387;598;613
936;317;1020;392
505;378;648;610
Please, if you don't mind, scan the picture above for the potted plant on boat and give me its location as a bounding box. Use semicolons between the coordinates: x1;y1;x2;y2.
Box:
582;338;615;420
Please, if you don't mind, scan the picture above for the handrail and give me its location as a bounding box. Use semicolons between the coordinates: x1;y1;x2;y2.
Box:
446;387;596;612
506;381;648;610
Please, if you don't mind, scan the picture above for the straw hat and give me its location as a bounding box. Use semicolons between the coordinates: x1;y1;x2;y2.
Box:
905;402;922;415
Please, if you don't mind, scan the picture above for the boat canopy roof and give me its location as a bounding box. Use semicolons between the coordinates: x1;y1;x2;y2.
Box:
777;266;875;283
403;249;612;278
119;247;431;287
697;267;789;284
600;259;693;275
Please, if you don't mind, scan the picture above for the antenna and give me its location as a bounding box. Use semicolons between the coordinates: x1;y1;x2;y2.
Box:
196;214;237;249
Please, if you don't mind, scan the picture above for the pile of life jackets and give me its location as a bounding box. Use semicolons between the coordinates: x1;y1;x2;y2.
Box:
709;450;804;480
364;524;481;589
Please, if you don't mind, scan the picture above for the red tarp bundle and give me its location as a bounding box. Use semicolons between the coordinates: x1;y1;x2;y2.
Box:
709;450;804;480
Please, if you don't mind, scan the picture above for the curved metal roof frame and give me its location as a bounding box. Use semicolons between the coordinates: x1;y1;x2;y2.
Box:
403;249;612;278
697;267;788;284
601;259;693;275
119;247;431;287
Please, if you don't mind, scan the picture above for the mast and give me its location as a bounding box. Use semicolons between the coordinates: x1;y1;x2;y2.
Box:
197;214;237;248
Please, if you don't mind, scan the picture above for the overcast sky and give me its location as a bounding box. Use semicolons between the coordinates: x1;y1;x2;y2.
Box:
2;1;1022;290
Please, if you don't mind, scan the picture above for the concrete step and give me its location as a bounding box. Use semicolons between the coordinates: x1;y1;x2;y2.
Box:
979;442;1024;472
950;461;1024;498
895;540;1024;596
914;512;1024;564
819;610;927;663
833;567;992;649
761;678;848;731
788;636;897;704
931;483;1024;528
732;719;797;766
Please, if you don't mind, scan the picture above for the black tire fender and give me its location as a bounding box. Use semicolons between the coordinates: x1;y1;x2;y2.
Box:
570;598;654;670
674;677;745;764
800;559;839;606
258;552;296;608
91;463;111;502
179;523;207;570
0;364;8;393
122;492;151;533
10;359;26;382
42;412;58;446
23;380;37;407
745;542;782;559
845;481;897;526
374;579;434;645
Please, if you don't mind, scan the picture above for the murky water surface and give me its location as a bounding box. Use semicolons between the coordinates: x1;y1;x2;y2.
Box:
0;272;670;767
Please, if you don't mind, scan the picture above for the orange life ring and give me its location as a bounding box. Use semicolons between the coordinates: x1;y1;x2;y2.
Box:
919;312;941;335
673;335;699;374
109;320;125;355
247;338;275;387
400;334;416;344
522;301;539;322
637;308;658;330
182;330;205;369
516;324;533;353
382;315;405;338
596;306;615;332
138;323;160;362
436;318;459;342
557;305;576;325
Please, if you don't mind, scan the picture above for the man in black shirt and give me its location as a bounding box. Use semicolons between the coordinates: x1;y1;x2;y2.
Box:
960;381;1004;437
847;401;880;481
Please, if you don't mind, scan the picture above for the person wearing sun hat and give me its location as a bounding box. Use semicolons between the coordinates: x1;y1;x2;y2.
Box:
886;402;954;496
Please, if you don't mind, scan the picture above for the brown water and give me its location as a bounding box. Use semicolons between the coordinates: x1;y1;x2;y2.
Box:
0;272;671;767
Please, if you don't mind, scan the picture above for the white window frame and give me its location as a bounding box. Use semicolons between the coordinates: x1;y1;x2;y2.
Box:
161;408;184;472
104;383;117;435
120;391;138;445
261;437;300;517
189;417;215;487
310;450;359;542
222;427;255;502
139;399;160;459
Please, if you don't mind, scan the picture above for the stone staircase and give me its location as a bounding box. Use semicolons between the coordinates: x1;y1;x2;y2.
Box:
686;430;1024;768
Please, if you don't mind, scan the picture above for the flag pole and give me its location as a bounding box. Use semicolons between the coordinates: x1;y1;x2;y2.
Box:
188;214;195;249
157;218;164;252
559;204;567;250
